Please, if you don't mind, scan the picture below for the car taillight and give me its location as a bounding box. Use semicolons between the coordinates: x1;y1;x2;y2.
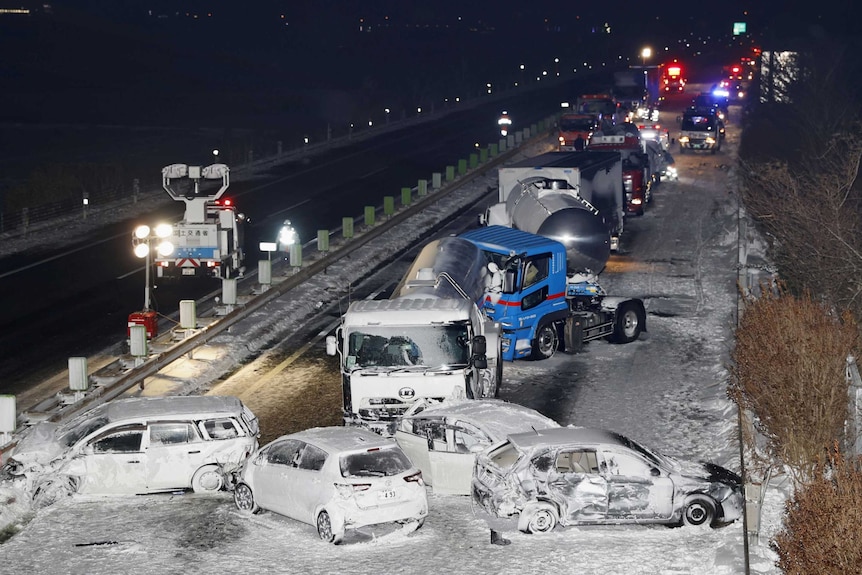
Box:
403;471;424;484
335;482;371;497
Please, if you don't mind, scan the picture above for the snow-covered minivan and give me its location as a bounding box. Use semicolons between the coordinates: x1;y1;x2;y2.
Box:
5;395;259;507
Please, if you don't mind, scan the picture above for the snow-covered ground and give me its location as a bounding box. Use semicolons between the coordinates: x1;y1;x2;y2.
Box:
0;108;787;574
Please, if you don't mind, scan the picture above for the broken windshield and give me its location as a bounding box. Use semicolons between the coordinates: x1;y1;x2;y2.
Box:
346;324;470;369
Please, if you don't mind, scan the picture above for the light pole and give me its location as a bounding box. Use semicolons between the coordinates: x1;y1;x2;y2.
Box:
133;223;174;310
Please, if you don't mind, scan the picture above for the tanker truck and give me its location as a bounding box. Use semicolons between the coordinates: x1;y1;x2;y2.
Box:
481;150;625;264
325;236;503;435
459;225;646;361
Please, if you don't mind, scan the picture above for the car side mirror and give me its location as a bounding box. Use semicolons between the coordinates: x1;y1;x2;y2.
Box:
650;467;661;477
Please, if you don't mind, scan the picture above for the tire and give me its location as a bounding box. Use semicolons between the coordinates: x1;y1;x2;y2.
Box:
191;464;225;493
682;496;716;527
233;483;259;516
530;322;558;360
678;145;685;155
32;476;76;509
520;503;558;534
317;510;343;544
611;302;644;344
400;518;425;534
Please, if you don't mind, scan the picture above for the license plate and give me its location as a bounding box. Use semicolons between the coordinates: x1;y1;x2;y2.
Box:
182;268;196;276
378;489;396;500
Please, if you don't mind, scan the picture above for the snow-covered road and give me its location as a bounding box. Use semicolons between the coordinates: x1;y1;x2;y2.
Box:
0;103;783;574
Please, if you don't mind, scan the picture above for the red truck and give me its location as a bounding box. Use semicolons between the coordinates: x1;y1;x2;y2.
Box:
587;132;652;216
558;113;597;151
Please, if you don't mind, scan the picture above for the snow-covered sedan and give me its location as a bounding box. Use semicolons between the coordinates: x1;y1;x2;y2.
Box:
5;396;260;506
472;427;743;533
234;426;428;544
394;399;560;495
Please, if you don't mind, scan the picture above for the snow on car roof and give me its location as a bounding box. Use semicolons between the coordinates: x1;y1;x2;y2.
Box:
507;427;622;450
287;426;397;453
405;400;559;441
79;395;245;425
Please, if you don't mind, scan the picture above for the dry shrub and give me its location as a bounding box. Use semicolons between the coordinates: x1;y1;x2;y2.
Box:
772;445;862;574
739;135;862;324
729;286;859;483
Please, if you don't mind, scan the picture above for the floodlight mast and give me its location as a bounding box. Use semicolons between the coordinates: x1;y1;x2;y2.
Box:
161;163;230;224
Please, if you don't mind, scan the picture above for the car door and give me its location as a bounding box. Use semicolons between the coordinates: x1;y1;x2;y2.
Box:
79;425;148;495
290;443;329;522
601;448;674;520
427;420;492;495
252;439;303;517
394;417;435;484
543;448;609;523
145;421;205;491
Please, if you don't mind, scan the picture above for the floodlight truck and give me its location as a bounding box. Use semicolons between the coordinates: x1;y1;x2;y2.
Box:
156;163;246;279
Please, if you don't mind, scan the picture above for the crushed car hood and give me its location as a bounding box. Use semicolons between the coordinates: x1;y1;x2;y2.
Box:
10;422;65;467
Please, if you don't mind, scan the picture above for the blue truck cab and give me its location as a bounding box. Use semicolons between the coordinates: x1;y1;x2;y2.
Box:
459;226;645;361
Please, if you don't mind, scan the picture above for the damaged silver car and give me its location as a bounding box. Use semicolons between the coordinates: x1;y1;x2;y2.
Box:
471;427;743;533
4;396;259;507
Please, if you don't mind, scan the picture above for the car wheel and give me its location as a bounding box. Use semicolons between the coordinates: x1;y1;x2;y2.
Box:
317;510;343;544
400;518;425;534
233;483;259;515
530;322;558;360
682;496;716;527
191;464;225;493
678;145;685;155
611;301;644;343
520;503;558;534
32;476;77;509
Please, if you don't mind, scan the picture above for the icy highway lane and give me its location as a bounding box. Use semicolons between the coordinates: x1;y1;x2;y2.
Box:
0;91;755;573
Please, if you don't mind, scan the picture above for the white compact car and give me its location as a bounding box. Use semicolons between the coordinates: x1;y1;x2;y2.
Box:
394;399;560;495
234;426;428;544
5;395;260;506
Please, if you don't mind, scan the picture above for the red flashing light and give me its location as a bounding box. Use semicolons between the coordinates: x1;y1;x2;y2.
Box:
223;199;232;206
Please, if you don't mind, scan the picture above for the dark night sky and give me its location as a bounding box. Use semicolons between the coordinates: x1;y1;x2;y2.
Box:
1;0;860;127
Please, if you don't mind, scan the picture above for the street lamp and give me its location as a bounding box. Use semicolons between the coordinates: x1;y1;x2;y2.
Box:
641;47;652;66
132;223;174;310
212;148;219;164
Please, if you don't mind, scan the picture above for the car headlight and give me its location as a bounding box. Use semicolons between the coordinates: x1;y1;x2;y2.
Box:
679;136;689;143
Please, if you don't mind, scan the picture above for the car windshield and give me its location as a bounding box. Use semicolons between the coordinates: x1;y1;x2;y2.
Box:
346;325;470;369
340;446;413;477
560;118;594;131
57;415;110;448
610;431;666;467
681;115;714;131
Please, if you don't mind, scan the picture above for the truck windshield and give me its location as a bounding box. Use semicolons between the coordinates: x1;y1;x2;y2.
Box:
347;325;471;369
559;118;594;131
579;100;615;116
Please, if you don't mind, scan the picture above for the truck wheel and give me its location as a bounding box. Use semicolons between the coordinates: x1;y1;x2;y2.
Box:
531;322;558;360
611;302;644;344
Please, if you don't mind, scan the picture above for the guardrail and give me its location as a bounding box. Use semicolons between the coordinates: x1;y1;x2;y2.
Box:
0;117;559;463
